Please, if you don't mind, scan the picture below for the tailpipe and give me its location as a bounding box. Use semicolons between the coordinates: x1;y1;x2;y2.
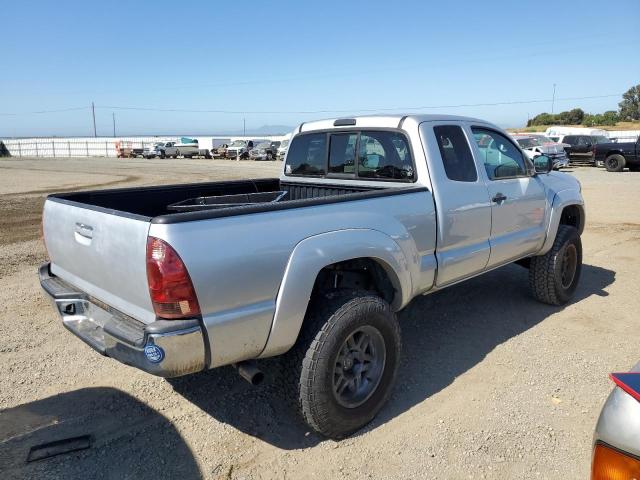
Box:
233;361;264;386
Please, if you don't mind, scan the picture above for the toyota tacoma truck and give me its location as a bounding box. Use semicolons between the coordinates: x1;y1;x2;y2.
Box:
39;115;585;439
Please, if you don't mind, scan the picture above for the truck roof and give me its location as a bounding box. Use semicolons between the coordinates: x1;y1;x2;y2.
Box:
297;114;491;133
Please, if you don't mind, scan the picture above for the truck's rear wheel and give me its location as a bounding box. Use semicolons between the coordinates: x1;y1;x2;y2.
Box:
281;290;401;439
529;225;582;306
605;154;625;172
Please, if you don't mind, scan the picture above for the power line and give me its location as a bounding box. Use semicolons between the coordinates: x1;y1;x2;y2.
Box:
97;94;622;115
0;93;623;117
0;106;89;116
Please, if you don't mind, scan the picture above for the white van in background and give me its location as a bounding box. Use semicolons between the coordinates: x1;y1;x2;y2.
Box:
544;126;608;142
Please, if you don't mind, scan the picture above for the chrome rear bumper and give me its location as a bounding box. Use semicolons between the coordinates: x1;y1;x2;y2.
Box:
39;263;206;377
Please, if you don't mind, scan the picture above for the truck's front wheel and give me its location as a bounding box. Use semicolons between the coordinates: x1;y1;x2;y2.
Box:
282;290;401;439
529;225;582;306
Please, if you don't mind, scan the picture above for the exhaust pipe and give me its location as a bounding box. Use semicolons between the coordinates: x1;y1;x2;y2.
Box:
233;361;264;386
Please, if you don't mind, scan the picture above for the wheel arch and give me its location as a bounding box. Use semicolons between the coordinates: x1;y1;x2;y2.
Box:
539;193;585;255
605;149;624;158
258;229;411;359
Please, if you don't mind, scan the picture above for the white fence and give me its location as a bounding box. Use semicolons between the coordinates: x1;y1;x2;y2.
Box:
0;135;288;158
0;136;178;158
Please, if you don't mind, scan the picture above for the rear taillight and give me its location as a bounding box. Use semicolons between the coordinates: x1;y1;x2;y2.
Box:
592;443;640;479
146;237;200;319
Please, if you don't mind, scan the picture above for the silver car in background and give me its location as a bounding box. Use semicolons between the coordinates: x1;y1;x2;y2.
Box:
512;135;569;170
592;364;640;478
277;138;290;160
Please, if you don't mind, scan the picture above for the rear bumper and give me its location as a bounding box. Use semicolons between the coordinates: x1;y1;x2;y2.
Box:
39;263;206;377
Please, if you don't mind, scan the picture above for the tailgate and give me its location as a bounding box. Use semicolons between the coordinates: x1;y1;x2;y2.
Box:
43;199;156;324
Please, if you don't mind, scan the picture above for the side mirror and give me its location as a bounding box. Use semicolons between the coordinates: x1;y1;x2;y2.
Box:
533;155;552;174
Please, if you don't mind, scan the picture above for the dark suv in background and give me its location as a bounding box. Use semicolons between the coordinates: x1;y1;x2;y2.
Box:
562;135;610;165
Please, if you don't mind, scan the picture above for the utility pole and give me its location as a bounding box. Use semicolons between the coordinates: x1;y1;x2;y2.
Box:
112;113;116;137
243;117;246;136
551;84;556;114
92;102;97;137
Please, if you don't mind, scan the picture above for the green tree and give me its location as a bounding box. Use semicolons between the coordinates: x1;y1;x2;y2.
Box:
601;110;619;126
619;84;640;120
566;108;585;124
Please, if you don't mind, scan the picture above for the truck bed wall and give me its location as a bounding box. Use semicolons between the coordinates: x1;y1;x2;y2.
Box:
49;179;373;219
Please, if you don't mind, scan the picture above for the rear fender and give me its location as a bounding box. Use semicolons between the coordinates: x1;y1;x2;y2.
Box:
258;229;411;358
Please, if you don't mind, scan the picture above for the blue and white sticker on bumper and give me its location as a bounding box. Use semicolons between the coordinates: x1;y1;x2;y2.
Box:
144;344;165;364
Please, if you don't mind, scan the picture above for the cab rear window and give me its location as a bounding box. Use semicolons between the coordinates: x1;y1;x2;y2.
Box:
285;130;415;182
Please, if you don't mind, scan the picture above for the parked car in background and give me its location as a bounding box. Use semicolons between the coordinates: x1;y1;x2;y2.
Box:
225;140;253;159
277;138;290;160
560;135;610;165
593;136;640;172
196;138;231;159
512;135;569;170
162;140;200;159
143;142;169;159
249;141;280;160
525;133;570;148
212;142;229;158
592;365;640;478
40;114;585;439
131;147;145;158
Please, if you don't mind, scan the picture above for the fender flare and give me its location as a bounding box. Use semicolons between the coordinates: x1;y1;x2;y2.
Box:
258;229;412;359
539;190;585;255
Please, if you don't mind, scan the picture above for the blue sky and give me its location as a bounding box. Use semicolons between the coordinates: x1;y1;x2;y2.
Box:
1;0;638;137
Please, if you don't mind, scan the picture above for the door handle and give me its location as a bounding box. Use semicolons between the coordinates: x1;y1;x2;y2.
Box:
492;193;507;203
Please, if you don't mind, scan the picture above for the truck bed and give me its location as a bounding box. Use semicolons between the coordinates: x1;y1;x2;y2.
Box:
48;178;421;223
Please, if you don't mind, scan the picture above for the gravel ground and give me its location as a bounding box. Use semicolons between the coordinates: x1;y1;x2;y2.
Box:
0;157;638;479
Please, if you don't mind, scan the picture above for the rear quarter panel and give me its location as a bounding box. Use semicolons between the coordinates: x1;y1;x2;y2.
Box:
148;190;436;367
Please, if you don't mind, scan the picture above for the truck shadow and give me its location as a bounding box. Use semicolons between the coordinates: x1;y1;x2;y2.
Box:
0;387;202;480
171;262;614;450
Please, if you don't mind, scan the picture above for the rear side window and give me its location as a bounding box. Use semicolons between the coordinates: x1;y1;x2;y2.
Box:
285;133;326;176
328;133;357;174
433;125;477;182
564;136;576;145
358;131;414;180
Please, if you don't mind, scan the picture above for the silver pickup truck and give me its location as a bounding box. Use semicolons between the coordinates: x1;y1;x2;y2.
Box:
40;114;585;438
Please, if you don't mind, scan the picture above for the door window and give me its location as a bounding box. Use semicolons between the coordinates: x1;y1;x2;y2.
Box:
472;128;527;180
433;125;477;182
577;136;590;146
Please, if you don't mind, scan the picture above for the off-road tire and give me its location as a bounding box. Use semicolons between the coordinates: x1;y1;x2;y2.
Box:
605;154;625;172
529;225;582;306
280;289;401;439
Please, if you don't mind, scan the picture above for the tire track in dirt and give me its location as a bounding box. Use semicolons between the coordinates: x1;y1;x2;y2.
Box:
0;175;140;247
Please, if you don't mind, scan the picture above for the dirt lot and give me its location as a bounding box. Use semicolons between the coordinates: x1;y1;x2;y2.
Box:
0;157;639;479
